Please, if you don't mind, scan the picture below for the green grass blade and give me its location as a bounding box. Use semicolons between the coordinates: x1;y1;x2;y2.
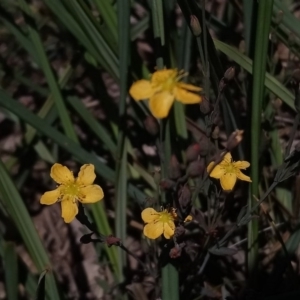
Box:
0;89;146;196
0;159;60;299
63;0;119;78
93;0;118;42
115;0;130;282
18;0;78;143
248;0;274;281
3;242;18;300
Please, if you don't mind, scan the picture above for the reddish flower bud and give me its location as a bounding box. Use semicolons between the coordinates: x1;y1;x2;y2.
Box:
159;179;176;190
105;235;121;247
170;242;185;258
186;143;201;162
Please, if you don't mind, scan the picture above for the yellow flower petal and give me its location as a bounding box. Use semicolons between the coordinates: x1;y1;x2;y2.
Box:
163;221;175;239
129;80;153;101
79;185;104;203
220;173;237;191
143;221;163;239
222;152;232;164
177;82;202;92
174;86;202;104
233;161;250;169
149;91;174;118
208;164;225;179
151;69;177;83
40;188;60;205
236;170;252;182
77;164;96;186
184;215;193;222
61;197;78;223
50;163;74;185
141;208;160;223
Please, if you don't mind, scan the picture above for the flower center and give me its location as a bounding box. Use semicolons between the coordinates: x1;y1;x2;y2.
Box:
224;164;236;174
62;183;80;197
159;210;174;223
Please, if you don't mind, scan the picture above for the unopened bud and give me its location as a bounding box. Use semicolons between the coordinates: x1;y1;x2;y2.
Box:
187;160;204;177
274;10;283;24
105;235;121;247
178;184;192;209
190;15;202;37
159;179;176;190
170;243;185;258
226;130;244;151
144;116;159;136
211;126;219;140
199;135;211;156
169;155;181;179
152;167;161;186
199;96;212;115
272;98;282;110
186;143;201;162
224;67;235;82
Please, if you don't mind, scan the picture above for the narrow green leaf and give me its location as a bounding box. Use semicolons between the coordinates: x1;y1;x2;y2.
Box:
18;0;78;143
3;242;18;300
248;0;274;279
0;159;60;299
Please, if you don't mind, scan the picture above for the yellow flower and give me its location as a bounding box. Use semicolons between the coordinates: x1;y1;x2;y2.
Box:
141;207;176;239
129;69;202;118
40;163;104;223
207;152;252;191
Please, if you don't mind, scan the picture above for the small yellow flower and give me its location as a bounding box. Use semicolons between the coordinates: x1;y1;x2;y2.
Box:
207;152;252;191
40;163;104;223
141;207;176;239
129;69;202;118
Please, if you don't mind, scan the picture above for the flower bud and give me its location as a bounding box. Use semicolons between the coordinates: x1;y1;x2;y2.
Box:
200;96;212;115
190;15;202;37
199;135;211;157
187;160;204;177
152;167;161;186
169;155;181;179
178;184;191;210
144;116;159;136
226;130;244;151
211;126;219;140
224;67;235;82
159;179;176;190
170;243;185;258
105;235;121;247
186;143;201;162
